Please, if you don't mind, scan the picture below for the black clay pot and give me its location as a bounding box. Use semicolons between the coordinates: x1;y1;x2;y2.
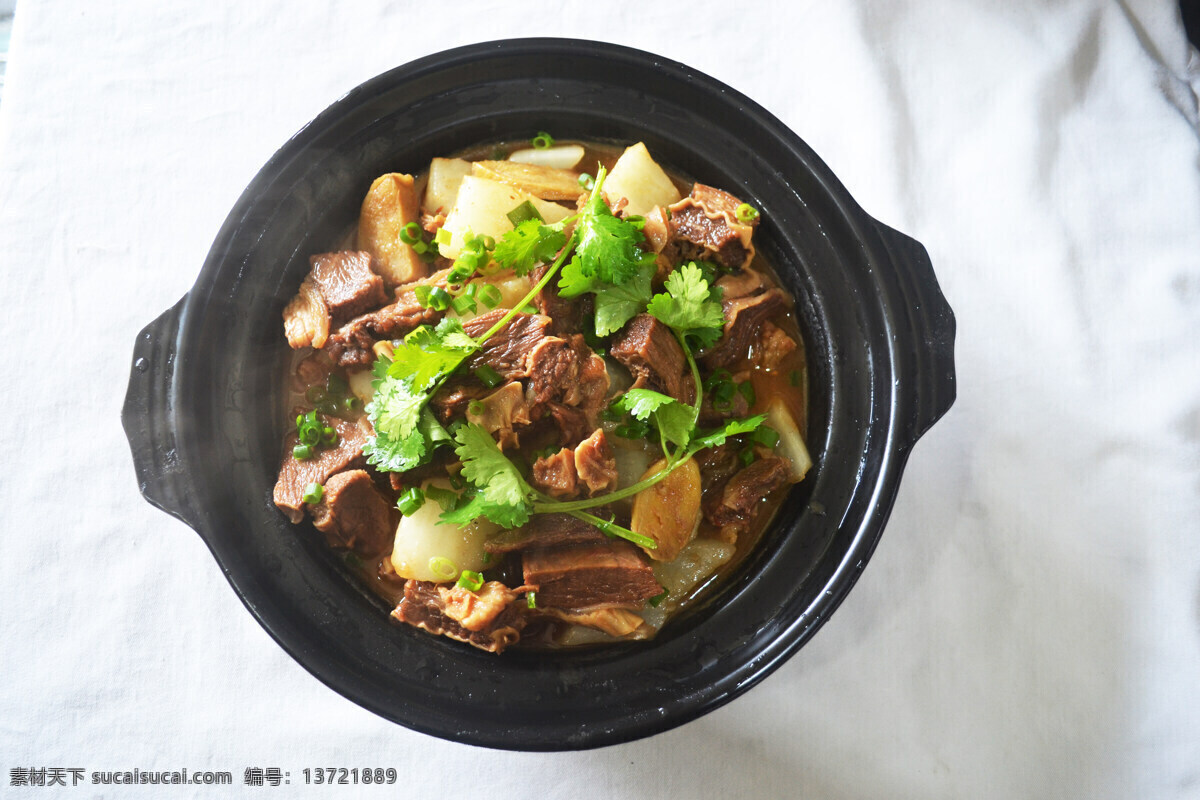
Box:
123;39;955;750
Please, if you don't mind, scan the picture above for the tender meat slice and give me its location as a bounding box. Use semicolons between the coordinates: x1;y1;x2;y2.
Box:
523;541;663;610
273;416;370;523
429;379;489;424
465;381;533;450
290;350;340;393
325;276;447;367
461;310;552;380
697;384;750;428
545;403;590;447
542;607;651;639
392;579;525;653
531;447;578;498
666;184;758;270
485;513;611;555
529;429;617;499
609;314;694;403
309;469;395;555
753;322;797;370
703;289;789;370
694;441;742;495
527;337;581;406
715;267;766;301
308;251;387;323
569;335;611;420
640;206;672;254
704;455;792;530
283;278;331;349
574;429;618;495
437;581;519;632
529;261;593;336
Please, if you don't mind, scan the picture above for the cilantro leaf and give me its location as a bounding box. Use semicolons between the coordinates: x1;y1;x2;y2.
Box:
689;414;768;451
646;262;726;349
592;262;654;336
362;378;428;471
616;388;695;449
386;318;478;391
571;166;646;285
444;423;534;527
492;218;567;276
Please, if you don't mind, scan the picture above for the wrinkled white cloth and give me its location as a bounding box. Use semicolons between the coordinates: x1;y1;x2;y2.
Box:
1;1;1198;798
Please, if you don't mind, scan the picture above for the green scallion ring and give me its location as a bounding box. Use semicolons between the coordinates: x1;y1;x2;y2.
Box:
292;444;312;460
428;556;458;581
301;482;323;504
735;202;760;223
531;131;554;149
456;570;484;592
399;221;422;245
396;487;425;517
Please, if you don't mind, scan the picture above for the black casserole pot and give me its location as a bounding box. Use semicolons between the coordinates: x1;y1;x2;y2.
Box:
123;39;955;750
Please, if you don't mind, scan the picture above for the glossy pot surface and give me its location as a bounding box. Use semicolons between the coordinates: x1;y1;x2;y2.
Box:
123;39;955;750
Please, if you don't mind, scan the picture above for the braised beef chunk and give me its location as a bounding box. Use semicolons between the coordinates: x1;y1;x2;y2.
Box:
309;470;395;555
531;262;592;335
574;429;618;495
568;335;611;419
283;278;331;350
531;448;578;498
715;268;766;301
392;579;525;653
545;402;590;447
429;379;489;424
753;322;797;370
273;416;370;523
523;541;662;610
530;428;617;499
485;513;610;555
705;456;792;530
291;350;340;393
462;310;552;379
527;337;581;406
437;581;518;632
666;184;758;270
609;314;694;403
703;289;788;369
326;285;444;367
308;251;387;324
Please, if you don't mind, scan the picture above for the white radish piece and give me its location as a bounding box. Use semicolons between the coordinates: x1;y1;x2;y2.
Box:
422;158;472;216
390;481;496;582
508;144;585;170
603;142;682;217
766;398;812;483
440;176;571;259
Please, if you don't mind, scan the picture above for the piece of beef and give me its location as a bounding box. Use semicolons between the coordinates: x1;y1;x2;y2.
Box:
325;271;451;367
752;322;797;370
609;314;694;403
530;262;592;335
522;540;663;610
697;383;750;428
308;251;387;323
282;278;330;350
568;335;611;420
428;378;489;424
309;469;395;555
545;403;590;447
531;448;578;498
290;350;341;394
485;513;611;555
704;455;792;530
666;184;758;270
703;289;789;370
694;441;743;495
273;416;370;523
392;579;525;653
437;581;519;632
529;429;617;499
574;429;618;495
715;267;766;301
527;337;581;406
461;310;552;380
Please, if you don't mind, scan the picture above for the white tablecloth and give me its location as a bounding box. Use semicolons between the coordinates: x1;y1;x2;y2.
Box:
2;1;1198;797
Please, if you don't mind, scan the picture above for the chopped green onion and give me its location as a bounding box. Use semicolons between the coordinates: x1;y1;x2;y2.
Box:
479;234;496;250
305;386;326;403
577;173;595;191
476;283;502;309
424;485;459;511
526;591;537;609
292;444;312;460
428;556;458;581
474;364;503;389
301;482;324;504
396;487;425;516
434;227;452;247
531;131;554;149
752;426;780;448
399;221;422;245
452;292;477;315
519;303;538;315
735;203;759;223
468;399;485;417
427;287;452;311
411;240;428;255
739;446;756;466
456;570;484;592
413;284;433;307
737;380;757;406
447;473;466;490
326;373;348;395
625;215;645;230
614;419;651;440
482;551;493;565
647;590;667;608
321;427;338;446
447;263;474;285
789;370;801;386
342;396;358;411
506;200;543;227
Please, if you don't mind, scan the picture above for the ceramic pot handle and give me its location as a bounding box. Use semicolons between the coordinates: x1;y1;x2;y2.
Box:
122;296;200;527
874;223;957;445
